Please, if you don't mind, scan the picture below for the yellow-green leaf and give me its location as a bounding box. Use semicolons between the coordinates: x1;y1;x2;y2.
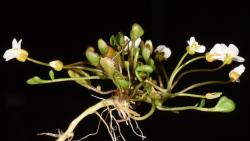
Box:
49;70;55;80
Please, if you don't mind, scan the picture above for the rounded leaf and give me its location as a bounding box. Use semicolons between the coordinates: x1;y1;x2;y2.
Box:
213;96;236;113
100;57;116;78
85;47;100;66
98;39;108;55
130;23;144;41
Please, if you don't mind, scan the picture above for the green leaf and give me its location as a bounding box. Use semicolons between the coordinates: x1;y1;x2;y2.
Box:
98;38;108;55
49;70;55;80
26;76;45;85
142;47;151;63
117;79;129;89
212;96;236;113
136;65;154;73
100;57;116;79
67;70;88;85
110;35;117;47
199;99;206;108
85;47;100;66
148;58;155;70
130;23;144;40
116;32;125;46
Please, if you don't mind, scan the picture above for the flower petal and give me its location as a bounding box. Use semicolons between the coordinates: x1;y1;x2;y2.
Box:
213;55;226;61
134;38;141;48
188;36;195;45
12;38;22;49
232;64;245;75
233;56;245;62
210;43;227;54
162;47;171;59
196;45;206;53
228;44;239;56
155;45;165;52
3;49;18;61
124;36;130;51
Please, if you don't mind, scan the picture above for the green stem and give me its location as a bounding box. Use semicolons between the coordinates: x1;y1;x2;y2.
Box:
76;82;116;95
131;104;156;120
167;55;205;91
133;48;140;71
177;80;231;94
172;63;225;89
29;76;101;84
135;71;143;82
159;63;169;84
157;105;197;111
156;67;164;88
87;86;116;95
63;66;103;74
27;57;103;75
175;52;188;69
64;61;87;67
129;41;135;72
40;76;116;95
27;57;50;67
131;82;144;98
157;105;225;112
172;93;206;99
125;63;131;88
144;80;166;93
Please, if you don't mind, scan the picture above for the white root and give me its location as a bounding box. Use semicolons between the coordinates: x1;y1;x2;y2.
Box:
73;109;107;141
39;96;146;141
55;98;114;141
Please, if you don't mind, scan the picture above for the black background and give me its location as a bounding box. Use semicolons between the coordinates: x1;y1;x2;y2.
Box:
0;0;249;141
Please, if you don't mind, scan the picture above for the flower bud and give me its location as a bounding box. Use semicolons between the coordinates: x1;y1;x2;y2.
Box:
205;92;222;99
229;64;245;82
142;40;153;62
49;60;63;71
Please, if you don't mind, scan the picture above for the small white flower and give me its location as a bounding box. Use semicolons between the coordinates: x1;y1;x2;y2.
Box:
229;64;245;82
3;38;23;61
186;36;206;55
206;43;245;64
206;43;227;62
155;45;171;60
124;36;141;51
227;44;245;62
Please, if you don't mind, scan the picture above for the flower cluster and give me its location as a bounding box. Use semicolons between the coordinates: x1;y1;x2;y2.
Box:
3;23;246;141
